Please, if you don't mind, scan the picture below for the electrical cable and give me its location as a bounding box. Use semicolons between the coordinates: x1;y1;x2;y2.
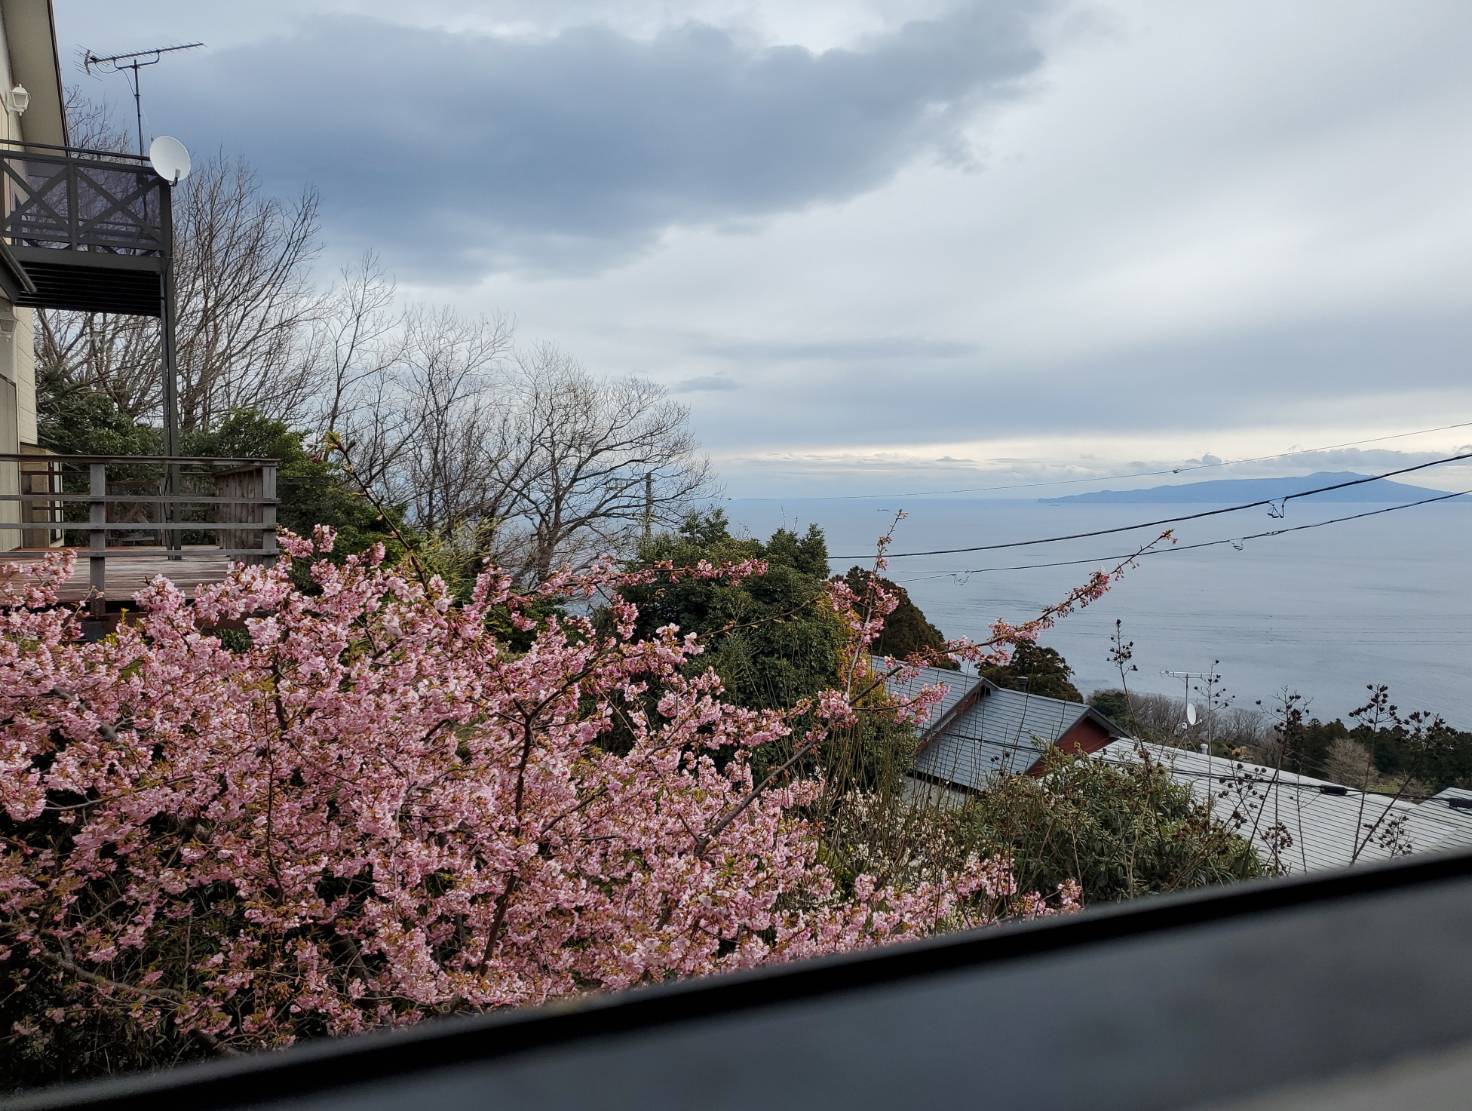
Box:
894;488;1471;583
828;452;1472;561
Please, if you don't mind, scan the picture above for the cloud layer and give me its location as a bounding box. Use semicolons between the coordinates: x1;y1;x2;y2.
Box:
53;1;1472;497
133;4;1048;276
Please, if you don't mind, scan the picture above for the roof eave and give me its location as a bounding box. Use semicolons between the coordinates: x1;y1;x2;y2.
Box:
1;0;68;147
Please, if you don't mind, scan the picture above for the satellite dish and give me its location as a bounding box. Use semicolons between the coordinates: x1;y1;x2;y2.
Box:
1185;702;1199;726
149;136;192;185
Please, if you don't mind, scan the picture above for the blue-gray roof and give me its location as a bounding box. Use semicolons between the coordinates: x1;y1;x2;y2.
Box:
875;659;1110;792
876;661;982;733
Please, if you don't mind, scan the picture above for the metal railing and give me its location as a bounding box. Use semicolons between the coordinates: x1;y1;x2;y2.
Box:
0;140;172;316
0;453;278;614
0;140;167;255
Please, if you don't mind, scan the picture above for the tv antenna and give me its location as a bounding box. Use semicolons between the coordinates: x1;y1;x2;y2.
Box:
83;42;204;156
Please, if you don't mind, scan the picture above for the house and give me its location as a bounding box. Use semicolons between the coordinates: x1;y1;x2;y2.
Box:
1098;739;1472;874
0;1;277;614
0;0;67;552
878;660;1472;874
877;659;1129;801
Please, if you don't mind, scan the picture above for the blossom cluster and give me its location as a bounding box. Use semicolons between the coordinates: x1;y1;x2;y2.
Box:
1;531;1074;1062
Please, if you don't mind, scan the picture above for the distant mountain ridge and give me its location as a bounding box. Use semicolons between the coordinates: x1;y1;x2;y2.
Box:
1041;471;1440;505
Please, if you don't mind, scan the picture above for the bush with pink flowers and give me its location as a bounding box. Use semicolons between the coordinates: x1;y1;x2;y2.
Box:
0;528;1108;1087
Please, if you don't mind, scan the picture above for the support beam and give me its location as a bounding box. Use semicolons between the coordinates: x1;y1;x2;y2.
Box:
88;463;106;618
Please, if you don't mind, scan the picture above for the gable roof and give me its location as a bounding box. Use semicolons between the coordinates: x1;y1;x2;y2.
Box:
1099;740;1472;874
875;661;983;735
874;659;1126;792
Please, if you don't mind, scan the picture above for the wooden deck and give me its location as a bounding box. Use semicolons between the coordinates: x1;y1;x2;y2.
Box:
1;453;279;612
1;547;244;604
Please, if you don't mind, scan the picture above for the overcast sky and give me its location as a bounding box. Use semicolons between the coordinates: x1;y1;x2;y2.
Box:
53;0;1472;497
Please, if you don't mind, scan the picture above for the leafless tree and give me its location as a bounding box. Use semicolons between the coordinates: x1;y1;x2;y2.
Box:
307;252;404;438
326;326;712;579
394;306;517;534
503;344;716;581
170;161;323;431
41;101;716;577
36;99;325;433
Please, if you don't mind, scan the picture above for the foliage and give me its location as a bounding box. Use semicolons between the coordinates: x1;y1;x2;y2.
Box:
942;748;1267;903
614;512;916;792
619;510;842;712
1088;688;1135;732
185;410;400;558
838;568;956;668
35;387;395;563
36;369;161;459
982;643;1083;702
0;535;1078;1089
1262;685;1471;792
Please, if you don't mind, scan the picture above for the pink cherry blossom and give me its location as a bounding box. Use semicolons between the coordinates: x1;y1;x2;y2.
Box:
1;531;1093;1060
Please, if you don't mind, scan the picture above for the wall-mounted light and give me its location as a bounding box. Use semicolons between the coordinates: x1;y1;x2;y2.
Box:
5;84;30;115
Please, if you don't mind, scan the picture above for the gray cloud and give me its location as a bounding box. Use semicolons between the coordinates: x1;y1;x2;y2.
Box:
684;310;1472;452
125;4;1048;277
696;336;982;361
672;374;741;392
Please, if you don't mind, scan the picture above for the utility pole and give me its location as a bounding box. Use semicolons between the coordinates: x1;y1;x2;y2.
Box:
642;473;654;542
1164;668;1215;789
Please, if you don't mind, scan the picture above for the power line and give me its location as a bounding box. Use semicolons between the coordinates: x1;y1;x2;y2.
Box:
829;452;1472;561
896;489;1471;582
731;418;1472;503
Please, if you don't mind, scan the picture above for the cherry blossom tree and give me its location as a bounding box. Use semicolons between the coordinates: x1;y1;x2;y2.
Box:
0;527;1112;1083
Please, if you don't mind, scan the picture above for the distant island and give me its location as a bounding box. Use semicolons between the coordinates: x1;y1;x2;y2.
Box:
1041;471;1441;505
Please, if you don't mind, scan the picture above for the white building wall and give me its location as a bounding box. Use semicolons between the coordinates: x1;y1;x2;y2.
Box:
0;11;44;551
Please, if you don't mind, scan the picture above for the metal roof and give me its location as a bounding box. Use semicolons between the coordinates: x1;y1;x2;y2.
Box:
875;660;1109;792
1428;786;1472;805
1422;787;1472;834
875;661;982;733
915;685;1092;790
1099;740;1472;874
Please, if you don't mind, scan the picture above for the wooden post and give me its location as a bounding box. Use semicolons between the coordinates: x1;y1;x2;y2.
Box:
88;462;106;618
260;463;278;565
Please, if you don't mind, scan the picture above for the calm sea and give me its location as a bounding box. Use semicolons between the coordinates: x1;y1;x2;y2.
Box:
724;497;1472;729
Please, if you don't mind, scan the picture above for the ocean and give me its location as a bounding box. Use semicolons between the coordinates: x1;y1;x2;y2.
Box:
724;497;1472;729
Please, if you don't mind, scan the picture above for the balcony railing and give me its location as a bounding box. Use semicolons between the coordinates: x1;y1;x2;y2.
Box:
0;453;278;615
0;140;171;315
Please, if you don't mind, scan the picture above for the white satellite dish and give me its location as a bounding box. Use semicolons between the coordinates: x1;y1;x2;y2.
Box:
1185;702;1199;727
149;135;192;185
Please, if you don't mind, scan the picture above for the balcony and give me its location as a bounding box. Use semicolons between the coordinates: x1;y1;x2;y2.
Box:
0;453;278;615
0;140;171;316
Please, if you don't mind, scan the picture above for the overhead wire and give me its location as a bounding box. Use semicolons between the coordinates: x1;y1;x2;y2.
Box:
895;488;1471;583
828;451;1472;561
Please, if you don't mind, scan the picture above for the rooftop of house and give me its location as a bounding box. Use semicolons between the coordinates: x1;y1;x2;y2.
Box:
1098;740;1472;874
875;659;1126;792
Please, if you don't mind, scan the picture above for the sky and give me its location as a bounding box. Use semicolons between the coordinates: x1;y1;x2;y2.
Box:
51;0;1472;497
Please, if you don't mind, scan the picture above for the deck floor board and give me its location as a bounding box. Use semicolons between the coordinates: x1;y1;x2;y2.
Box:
1;547;248;604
